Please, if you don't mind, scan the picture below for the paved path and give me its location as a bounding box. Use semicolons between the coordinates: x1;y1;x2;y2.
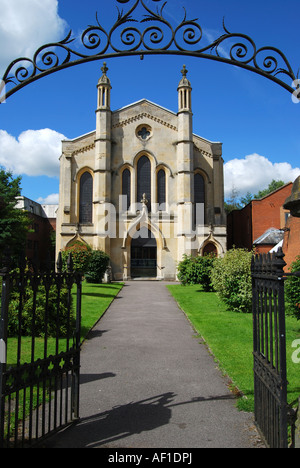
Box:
45;281;263;448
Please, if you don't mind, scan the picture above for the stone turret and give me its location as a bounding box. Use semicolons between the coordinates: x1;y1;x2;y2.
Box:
94;63;112;253
177;65;194;258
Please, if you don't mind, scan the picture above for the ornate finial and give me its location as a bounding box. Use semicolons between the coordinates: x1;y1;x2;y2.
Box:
178;64;191;90
101;62;108;76
141;193;148;206
181;64;188;77
98;62;111;87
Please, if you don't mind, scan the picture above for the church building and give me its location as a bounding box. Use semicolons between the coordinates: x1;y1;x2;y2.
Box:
56;64;227;280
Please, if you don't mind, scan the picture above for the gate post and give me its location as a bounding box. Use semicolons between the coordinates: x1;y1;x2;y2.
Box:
252;248;289;448
275;249;288;448
0;260;10;448
73;274;82;420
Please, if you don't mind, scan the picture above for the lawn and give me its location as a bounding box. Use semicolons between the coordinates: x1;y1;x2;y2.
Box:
167;284;300;413
79;282;124;340
7;281;124;365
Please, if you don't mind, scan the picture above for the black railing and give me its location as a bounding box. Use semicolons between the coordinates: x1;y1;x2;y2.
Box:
251;248;297;448
0;253;82;448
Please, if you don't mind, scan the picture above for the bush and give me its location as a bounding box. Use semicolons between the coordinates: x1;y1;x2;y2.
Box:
285;256;300;320
85;250;110;284
210;248;253;313
7;284;74;338
177;254;215;291
61;241;92;273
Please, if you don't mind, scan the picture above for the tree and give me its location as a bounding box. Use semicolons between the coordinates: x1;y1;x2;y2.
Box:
224;186;242;214
254;180;285;199
240;191;253;207
0;168;30;263
224;180;286;213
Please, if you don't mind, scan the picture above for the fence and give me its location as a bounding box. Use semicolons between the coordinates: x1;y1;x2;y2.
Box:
0;253;82;448
251;248;297;448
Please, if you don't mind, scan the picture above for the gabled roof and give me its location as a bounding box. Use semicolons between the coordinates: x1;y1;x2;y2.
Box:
253;228;284;245
113;98;177;117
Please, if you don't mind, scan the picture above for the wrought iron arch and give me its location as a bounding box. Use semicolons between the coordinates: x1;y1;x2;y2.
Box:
1;0;300;103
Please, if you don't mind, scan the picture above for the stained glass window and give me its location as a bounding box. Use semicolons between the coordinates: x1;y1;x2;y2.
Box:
137;156;151;211
194;173;205;224
79;172;93;224
157;169;166;210
122;168;131;211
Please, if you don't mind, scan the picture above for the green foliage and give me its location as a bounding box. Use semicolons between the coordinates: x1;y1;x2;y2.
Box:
285;256;300;320
7;284;73;338
0;168;30;262
177;254;215;291
254;179;285;199
61;242;110;284
61;241;92;273
210;248;253;313
224;179;285;213
85;250;110;284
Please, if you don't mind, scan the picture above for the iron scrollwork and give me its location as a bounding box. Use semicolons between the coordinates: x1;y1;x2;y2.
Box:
1;0;299;102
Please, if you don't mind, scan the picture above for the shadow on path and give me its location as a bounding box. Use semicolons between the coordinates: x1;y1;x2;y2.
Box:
44;391;236;448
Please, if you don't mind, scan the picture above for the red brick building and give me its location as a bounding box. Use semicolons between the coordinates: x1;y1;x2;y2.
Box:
15;197;58;268
282;215;300;271
227;182;293;256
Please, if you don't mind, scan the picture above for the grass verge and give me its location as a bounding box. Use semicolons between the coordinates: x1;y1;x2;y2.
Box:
167;284;300;413
7;281;124;365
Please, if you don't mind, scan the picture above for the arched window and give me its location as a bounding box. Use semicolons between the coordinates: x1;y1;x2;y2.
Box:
137;155;151;212
122;168;131;211
79;171;93;224
194;173;205;225
157;169;166;210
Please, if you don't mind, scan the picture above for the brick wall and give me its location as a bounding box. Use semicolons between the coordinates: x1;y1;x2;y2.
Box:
227;183;293;252
283;215;300;271
251;183;292;242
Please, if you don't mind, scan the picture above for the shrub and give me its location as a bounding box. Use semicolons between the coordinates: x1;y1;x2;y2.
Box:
285;256;300;320
61;241;92;273
85;250;110;284
177;254;215;291
7;284;74;338
210;248;253;313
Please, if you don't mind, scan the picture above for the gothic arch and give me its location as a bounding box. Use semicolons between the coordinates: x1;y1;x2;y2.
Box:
199;231;225;257
122;216;167;252
121;217;166;279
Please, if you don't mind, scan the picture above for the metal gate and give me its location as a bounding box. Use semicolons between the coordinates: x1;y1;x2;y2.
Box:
0;253;82;448
251;248;296;448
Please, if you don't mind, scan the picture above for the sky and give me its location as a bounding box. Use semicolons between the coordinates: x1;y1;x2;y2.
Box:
0;0;300;205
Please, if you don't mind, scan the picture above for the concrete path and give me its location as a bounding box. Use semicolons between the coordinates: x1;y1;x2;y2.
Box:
44;281;263;448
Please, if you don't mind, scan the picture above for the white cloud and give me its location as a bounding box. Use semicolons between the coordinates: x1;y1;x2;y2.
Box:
0;0;67;74
36;193;59;204
224;153;300;199
0;128;66;176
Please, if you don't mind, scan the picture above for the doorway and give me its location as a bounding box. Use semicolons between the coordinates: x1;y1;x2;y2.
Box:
131;228;157;278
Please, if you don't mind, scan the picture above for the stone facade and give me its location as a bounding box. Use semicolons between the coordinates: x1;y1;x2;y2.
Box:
56;64;227;280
